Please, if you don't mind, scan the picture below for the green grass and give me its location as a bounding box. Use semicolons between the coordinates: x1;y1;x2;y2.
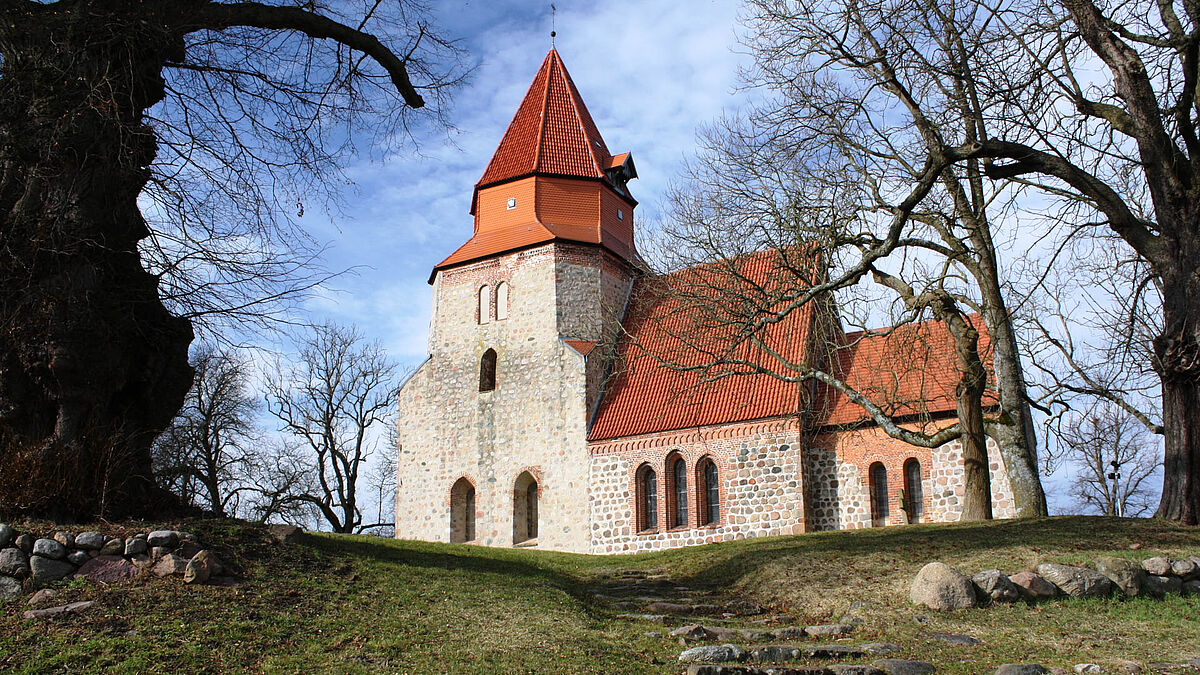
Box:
1;517;1198;673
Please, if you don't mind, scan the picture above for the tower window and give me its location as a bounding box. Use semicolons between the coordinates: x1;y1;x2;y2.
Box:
506;197;516;210
496;282;509;321
617;209;624;221
479;348;497;392
478;285;491;324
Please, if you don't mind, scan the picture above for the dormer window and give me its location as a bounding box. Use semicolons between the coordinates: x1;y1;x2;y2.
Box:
617;209;624;221
506;197;516;210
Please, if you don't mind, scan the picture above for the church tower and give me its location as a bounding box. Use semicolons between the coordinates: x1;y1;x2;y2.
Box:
394;51;639;553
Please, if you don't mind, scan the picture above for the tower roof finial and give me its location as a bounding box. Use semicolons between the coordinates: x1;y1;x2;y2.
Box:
551;3;557;48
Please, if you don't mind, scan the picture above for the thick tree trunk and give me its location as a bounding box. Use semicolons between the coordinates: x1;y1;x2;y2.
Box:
950;319;993;521
983;302;1050;517
1154;299;1200;525
0;1;194;520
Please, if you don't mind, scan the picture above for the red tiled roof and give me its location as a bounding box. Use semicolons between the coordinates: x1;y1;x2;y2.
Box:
564;339;597;356
589;249;819;440
588;245;996;439
813;315;996;427
477;50;612;189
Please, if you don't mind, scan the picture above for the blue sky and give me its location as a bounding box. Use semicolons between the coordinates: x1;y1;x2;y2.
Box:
302;0;748;367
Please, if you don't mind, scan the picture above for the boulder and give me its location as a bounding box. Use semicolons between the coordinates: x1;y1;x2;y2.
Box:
74;555;135;584
22;600;94;620
152;553;188;577
830;667;887;675
99;538;124;556
147;530;179;548
972;569;1021;603
65;550;89;566
0;574;21;599
0;523;13;548
26;588;57;607
995;666;1049;675
872;660;937;675
32;538;66;560
1170;558;1198;580
73;532;104;551
1036;563;1114;598
679;644;747;664
910;562;977;610
774;626;808;640
14;534;33;554
1141;556;1172;576
670;624;709;639
29;556;75;583
0;548;29;578
124;537;148;556
268;524;303;544
1072;665;1102;673
1183;579;1200;595
184;551;215;585
1009;572;1059;601
176;541;202;560
52;532;74;548
151;546;170;560
1094;557;1147;597
806;646;867;659
1144;574;1183;597
806;623;856;637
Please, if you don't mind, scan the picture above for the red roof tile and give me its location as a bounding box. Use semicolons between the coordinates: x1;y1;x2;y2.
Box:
478;50;612;189
589;246;995;440
813;316;995;427
589;249;819;440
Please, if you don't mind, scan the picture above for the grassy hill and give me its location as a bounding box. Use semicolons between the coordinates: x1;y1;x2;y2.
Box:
1;517;1198;674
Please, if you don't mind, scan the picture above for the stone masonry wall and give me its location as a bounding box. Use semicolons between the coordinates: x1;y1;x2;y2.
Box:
806;422;1017;531
395;243;631;553
587;418;806;554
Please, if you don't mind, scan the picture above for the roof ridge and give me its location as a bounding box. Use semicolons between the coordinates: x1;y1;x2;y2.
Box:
533;50;556;175
556;51;608;177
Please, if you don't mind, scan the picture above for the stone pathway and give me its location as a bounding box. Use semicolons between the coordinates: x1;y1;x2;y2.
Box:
586;568;930;675
587;568;1200;675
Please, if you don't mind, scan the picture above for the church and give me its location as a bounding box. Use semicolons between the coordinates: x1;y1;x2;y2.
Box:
393;50;1016;554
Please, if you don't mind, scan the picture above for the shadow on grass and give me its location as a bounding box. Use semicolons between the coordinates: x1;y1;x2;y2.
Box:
671;516;1200;590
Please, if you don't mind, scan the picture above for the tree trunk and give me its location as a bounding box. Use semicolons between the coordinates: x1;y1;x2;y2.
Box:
946;312;993;521
0;1;195;520
1154;296;1200;525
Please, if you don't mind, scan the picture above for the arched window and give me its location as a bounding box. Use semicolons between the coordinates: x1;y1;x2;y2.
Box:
478;285;491;324
669;456;688;529
869;462;889;527
495;282;509;321
450;477;476;543
636;464;658;531
479;348;497;392
513;471;539;544
697;458;720;526
903;459;924;524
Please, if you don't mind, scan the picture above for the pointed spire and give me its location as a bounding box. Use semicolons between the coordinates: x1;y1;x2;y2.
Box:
477;50;612;189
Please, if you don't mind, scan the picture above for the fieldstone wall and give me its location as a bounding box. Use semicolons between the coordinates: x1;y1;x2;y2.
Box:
394;242;633;553
0;524;224;600
587;418;806;554
806;423;1017;531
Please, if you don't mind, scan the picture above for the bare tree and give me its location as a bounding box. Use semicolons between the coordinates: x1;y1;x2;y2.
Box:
0;0;462;520
1054;405;1161;517
265;323;398;533
152;343;259;517
944;0;1200;523
646;0;1063;519
243;439;318;527
364;453;397;537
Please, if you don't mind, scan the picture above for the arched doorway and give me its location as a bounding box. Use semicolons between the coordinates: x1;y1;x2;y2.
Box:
450;477;476;543
869;462;889;527
903;459;924;524
513;471;539;544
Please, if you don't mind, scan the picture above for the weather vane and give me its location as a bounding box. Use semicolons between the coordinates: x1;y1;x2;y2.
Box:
551;3;557;48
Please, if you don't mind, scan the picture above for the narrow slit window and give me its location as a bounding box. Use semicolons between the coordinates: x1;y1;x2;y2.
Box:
479;348;497;392
699;458;720;525
671;457;688;528
478;285;491;324
495;282;509;321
